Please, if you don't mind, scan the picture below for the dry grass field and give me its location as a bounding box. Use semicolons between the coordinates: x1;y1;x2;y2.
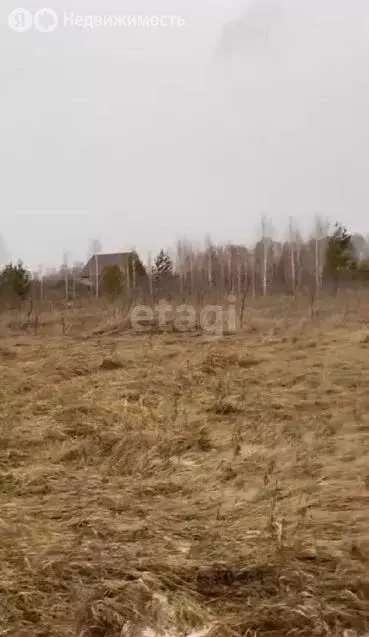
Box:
1;296;369;636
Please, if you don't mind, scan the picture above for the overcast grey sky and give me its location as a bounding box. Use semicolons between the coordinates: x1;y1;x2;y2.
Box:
1;0;369;269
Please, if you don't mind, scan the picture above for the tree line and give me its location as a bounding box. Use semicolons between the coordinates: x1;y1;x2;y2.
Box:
1;222;369;303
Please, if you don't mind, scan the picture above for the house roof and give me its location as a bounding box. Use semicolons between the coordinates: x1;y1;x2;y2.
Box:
81;252;135;278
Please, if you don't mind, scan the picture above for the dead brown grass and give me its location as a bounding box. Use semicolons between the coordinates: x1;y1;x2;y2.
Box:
1;297;369;636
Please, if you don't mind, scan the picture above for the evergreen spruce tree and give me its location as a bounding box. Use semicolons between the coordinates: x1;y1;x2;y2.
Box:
153;249;173;280
0;261;31;299
323;223;356;291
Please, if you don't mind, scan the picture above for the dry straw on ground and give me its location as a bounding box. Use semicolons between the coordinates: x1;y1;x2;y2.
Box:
1;293;369;636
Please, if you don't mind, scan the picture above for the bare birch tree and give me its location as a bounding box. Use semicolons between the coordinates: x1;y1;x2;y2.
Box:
147;252;153;303
313;216;329;296
89;239;102;298
288;217;296;294
261;215;271;297
251;250;256;299
62;252;69;301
